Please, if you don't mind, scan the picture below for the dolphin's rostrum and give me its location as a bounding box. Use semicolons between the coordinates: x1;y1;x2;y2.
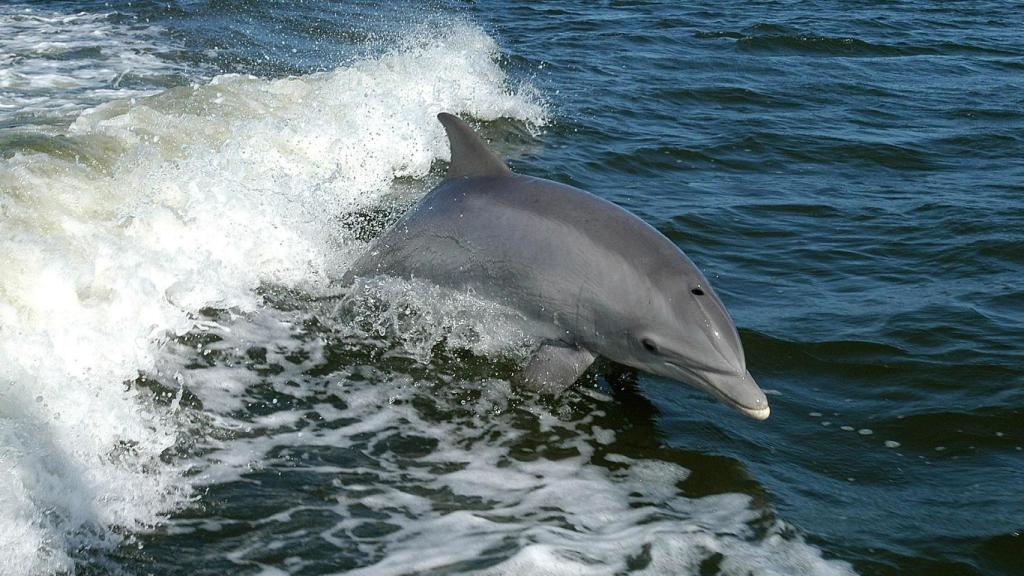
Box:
345;113;769;420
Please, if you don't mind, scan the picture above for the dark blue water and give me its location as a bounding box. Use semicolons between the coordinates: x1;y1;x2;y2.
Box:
481;3;1024;573
2;1;1021;575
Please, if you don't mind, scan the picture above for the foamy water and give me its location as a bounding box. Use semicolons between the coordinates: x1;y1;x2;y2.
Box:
0;5;855;575
0;15;543;573
0;5;191;127
155;305;853;576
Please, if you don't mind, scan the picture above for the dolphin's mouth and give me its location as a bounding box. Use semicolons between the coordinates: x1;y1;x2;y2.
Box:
665;362;771;420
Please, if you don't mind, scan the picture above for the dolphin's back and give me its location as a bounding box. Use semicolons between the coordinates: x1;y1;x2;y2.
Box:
348;173;693;336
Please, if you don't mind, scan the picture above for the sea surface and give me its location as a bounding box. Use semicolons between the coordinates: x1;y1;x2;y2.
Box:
1;1;1021;575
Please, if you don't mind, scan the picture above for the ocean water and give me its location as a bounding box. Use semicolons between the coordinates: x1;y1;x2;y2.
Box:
0;1;1021;575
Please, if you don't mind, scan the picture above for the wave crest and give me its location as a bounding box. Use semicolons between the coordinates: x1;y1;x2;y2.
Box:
0;20;544;574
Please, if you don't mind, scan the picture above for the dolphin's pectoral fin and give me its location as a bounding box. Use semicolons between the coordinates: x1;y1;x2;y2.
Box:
516;342;596;393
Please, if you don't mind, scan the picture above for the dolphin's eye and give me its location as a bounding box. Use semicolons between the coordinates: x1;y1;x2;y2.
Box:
642;339;659;354
691;287;705;296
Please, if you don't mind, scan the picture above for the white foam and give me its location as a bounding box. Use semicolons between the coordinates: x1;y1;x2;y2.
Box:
0;18;544;573
151;307;856;576
0;5;192;127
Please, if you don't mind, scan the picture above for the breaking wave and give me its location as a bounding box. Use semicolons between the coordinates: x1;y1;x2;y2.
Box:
0;14;543;573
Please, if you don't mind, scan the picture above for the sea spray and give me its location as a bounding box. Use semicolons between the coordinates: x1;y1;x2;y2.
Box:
0;19;545;573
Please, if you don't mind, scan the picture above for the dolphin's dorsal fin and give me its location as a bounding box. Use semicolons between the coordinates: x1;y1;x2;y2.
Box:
437;112;512;179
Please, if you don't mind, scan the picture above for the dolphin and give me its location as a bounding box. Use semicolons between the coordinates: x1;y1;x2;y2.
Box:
344;113;769;420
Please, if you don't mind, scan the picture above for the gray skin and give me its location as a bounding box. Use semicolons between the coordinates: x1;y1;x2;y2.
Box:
345;113;769;420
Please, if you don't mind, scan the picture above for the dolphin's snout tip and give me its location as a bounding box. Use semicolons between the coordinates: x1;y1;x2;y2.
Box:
739;403;771;421
731;372;770;421
694;368;770;421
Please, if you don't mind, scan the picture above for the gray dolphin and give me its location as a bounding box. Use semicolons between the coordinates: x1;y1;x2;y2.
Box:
344;113;769;420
